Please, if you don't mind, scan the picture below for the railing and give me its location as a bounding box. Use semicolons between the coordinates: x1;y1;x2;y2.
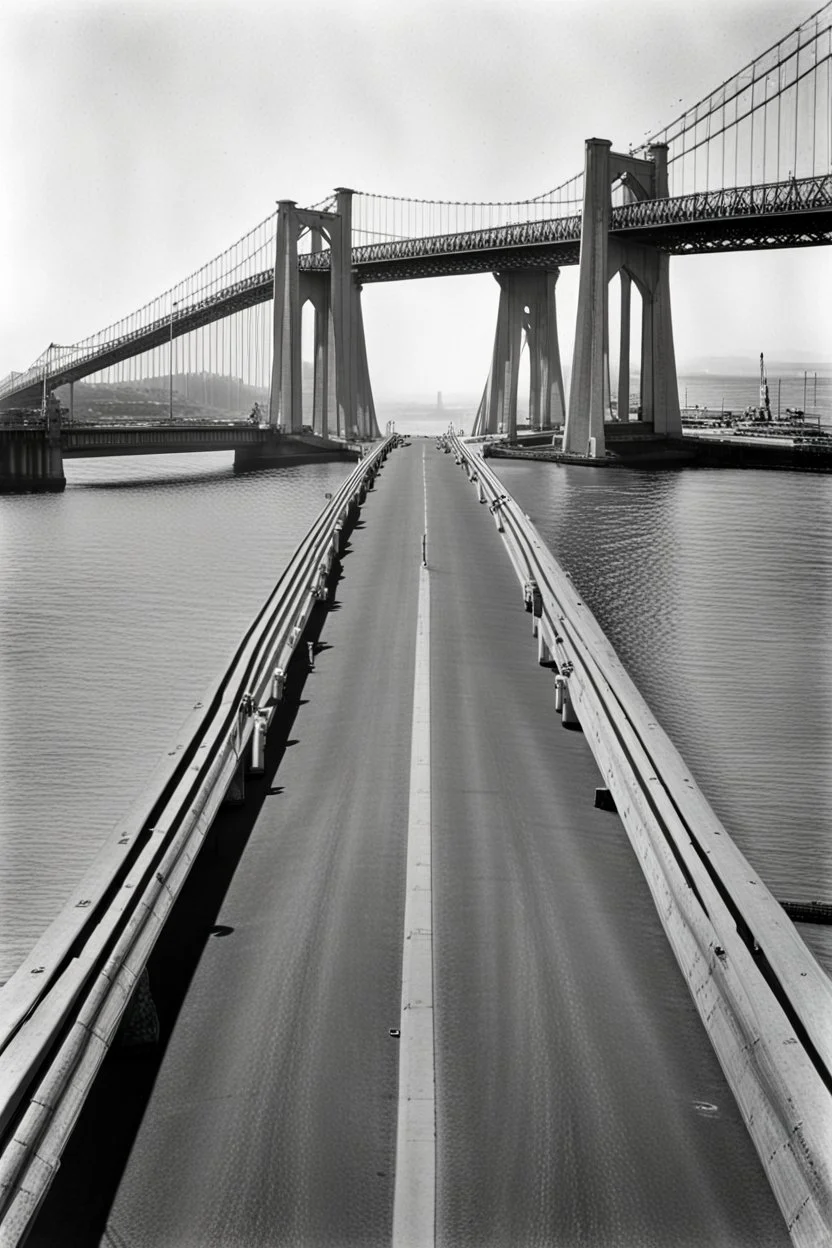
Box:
304;212;583;270
448;434;832;1246
0;436;396;1244
614;172;832;228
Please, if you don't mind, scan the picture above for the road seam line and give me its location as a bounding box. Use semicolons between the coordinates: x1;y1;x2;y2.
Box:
392;454;435;1247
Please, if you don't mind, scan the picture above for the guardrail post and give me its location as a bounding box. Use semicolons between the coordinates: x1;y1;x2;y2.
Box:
271;667;286;702
250;711;268;774
560;677;580;727
225;692;256;804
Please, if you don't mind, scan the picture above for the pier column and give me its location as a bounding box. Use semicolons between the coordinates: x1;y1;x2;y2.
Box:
352;282;379;440
609;152;681;438
308;229;334;440
526;271;566;431
473;276;510;437
300;265;335;440
269;200;302;432
642;145;681;437
472;271;565;438
564;138;611;457
331;188;355;440
618;272;631;421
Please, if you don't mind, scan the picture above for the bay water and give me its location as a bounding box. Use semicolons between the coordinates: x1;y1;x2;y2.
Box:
0;452;353;982
1;383;831;984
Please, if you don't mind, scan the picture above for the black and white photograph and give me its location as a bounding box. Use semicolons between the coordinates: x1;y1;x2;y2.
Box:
1;1;831;1244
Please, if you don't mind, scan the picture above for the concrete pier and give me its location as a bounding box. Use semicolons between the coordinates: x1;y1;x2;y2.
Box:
0;423;65;494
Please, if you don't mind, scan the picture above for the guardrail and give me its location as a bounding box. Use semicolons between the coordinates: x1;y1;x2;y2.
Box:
0;435;397;1243
446;433;832;1247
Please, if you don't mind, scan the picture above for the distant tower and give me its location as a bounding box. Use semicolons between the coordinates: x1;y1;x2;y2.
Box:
437;390;443;411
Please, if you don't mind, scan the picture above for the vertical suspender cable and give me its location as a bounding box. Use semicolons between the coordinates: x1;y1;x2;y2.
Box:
734;91;740;186
794;38;801;177
812;18;818;176
749;75;755;185
762;76;768;183
777;50;783;180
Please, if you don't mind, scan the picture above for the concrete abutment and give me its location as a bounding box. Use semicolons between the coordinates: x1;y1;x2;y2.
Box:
0;421;66;494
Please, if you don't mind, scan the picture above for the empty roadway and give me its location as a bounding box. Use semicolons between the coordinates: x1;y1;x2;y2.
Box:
32;442;788;1247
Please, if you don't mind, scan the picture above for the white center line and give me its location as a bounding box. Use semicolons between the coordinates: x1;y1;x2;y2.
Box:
392;453;435;1247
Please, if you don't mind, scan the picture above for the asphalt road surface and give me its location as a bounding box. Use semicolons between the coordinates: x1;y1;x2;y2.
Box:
31;441;788;1247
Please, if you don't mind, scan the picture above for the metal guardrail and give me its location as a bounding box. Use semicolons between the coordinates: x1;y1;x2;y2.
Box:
0;435;397;1243
447;434;832;1247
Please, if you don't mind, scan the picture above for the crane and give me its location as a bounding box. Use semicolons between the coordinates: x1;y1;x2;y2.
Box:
759;352;771;421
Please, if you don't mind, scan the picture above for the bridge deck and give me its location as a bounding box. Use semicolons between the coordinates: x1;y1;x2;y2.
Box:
32;444;787;1246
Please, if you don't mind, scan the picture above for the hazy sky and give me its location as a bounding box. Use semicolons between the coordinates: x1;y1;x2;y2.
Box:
2;0;830;398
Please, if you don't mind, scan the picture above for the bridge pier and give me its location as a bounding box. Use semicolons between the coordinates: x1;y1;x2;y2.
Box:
270;191;379;442
0;412;66;494
472;270;565;439
233;429;359;473
564;139;681;457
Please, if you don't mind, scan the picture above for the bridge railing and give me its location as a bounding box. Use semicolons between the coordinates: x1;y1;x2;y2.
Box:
449;434;832;1246
614;172;832;229
0;436;396;1244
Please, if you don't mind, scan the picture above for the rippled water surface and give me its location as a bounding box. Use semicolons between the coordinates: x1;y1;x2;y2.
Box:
2;443;831;983
0;452;353;981
490;459;832;973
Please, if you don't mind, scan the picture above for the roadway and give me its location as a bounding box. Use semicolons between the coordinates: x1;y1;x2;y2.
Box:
31;442;788;1246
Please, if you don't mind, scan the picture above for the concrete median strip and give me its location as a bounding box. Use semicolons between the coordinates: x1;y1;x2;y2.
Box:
392;456;435;1246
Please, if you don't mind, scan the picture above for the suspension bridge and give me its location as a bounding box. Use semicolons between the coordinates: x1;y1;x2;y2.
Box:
2;1;832;492
2;8;832;1248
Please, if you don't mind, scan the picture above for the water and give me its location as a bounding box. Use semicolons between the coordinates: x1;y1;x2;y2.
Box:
0;452;353;982
2;406;832;983
487;459;832;976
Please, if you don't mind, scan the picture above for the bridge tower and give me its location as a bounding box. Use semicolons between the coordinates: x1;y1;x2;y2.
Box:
564;139;681;457
269;190;379;440
472;271;566;440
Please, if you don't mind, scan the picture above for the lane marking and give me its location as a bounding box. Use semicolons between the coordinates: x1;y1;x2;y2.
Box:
422;445;428;566
392;453;435;1247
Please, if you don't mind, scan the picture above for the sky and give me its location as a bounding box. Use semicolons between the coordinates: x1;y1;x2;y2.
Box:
1;0;830;399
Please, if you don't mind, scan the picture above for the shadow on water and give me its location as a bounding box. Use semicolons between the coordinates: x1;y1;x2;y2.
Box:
71;462;320;494
28;554;351;1247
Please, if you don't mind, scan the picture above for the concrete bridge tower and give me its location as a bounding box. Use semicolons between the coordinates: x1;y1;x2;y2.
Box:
269;190;379;441
563;139;682;457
